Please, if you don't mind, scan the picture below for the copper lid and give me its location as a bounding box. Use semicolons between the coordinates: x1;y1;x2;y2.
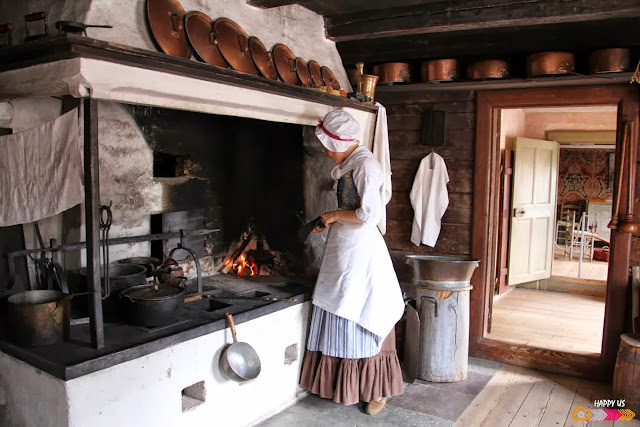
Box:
273;43;300;85
147;0;191;59
308;60;323;87
249;36;277;80
185;11;228;68
213;17;258;75
295;57;312;87
321;66;341;90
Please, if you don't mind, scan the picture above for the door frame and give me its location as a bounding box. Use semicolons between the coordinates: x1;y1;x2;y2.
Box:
470;85;639;380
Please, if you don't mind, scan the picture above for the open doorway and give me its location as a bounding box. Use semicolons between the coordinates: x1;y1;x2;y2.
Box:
487;106;617;355
470;85;637;380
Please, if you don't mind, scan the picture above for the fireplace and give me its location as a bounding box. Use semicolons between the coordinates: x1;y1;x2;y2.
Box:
123;104;309;277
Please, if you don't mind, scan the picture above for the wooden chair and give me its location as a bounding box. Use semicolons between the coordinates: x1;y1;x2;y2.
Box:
564;212;595;261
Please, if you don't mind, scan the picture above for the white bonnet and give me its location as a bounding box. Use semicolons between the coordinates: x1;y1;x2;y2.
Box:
315;110;361;152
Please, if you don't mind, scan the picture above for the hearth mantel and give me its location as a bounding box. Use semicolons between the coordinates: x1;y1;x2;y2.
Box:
0;35;377;145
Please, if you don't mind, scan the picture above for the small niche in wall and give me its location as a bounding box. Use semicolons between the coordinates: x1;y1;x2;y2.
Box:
182;381;206;412
154;151;198;178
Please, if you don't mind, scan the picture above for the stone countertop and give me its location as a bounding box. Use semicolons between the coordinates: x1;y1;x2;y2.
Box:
0;275;313;381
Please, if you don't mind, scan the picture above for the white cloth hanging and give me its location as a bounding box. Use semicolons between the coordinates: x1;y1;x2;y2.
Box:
0;108;83;226
373;102;392;235
410;152;449;247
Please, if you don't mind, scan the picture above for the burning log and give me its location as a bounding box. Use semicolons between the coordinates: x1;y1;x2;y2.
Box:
218;230;283;276
220;232;255;274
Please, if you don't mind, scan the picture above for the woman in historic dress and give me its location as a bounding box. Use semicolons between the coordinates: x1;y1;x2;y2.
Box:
299;110;405;415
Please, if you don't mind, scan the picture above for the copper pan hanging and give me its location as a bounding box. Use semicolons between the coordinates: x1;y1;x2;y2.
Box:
273;43;300;85
308;60;323;87
526;52;575;77
213;17;258;75
184;11;228;68
589;48;630;74
146;0;191;59
295;57;313;87
321;66;341;90
249;36;277;80
467;59;510;80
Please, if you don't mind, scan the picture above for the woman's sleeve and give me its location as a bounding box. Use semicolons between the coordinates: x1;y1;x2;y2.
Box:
352;160;383;225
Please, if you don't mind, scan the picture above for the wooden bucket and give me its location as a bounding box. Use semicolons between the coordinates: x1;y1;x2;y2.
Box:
613;334;640;411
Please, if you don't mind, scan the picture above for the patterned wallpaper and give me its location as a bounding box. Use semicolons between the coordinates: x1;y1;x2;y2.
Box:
557;149;615;205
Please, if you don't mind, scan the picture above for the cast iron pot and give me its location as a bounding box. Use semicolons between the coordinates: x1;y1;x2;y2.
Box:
80;263;147;294
119;283;185;328
8;290;70;346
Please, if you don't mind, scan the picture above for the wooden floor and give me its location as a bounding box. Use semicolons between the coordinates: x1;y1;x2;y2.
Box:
454;364;640;427
488;289;605;354
552;246;609;281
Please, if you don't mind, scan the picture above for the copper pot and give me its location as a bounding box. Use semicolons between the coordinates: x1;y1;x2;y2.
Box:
373;62;411;84
421;59;458;82
467;60;509;80
526;51;575;77
589;48;630;74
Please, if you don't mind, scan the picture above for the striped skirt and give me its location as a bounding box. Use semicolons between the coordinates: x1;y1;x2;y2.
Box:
306;305;384;359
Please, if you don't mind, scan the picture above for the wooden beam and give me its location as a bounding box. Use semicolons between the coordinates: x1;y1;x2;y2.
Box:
326;0;640;42
83;98;105;349
337;18;639;64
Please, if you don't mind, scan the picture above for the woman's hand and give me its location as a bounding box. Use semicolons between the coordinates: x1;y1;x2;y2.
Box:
313;210;363;231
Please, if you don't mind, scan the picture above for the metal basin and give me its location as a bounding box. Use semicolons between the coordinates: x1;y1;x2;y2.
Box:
405;255;480;283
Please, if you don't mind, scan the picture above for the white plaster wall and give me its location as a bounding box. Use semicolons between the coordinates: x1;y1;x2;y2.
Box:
0;351;69;427
95;101;159;261
0;0;350;91
64;302;311;427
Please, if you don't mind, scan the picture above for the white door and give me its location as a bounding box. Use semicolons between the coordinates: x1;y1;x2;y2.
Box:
507;137;559;286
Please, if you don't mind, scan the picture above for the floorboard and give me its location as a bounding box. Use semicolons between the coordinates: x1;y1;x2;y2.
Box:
489;288;605;354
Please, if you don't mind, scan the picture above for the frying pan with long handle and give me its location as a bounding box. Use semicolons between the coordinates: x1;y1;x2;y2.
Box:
220;313;261;382
56;21;113;35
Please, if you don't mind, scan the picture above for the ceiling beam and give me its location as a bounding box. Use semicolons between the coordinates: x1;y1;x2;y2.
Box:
336;18;639;64
326;0;640;42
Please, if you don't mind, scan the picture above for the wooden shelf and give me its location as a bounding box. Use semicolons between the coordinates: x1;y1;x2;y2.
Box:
377;72;635;94
0;34;376;113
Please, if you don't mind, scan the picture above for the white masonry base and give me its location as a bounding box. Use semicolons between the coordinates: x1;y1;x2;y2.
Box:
0;302;311;427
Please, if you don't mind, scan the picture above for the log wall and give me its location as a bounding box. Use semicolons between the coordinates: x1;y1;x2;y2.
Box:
378;91;476;258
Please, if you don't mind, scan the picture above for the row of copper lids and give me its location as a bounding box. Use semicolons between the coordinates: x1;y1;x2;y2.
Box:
147;0;341;90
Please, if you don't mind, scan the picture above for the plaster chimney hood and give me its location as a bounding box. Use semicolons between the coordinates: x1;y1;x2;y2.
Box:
0;35;376;139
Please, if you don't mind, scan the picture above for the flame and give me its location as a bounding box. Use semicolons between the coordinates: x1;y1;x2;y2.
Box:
231;254;257;276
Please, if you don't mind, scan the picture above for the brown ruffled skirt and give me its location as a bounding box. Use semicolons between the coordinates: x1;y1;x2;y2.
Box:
299;331;404;405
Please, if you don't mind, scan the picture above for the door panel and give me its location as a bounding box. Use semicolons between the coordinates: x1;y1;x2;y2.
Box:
507;137;559;286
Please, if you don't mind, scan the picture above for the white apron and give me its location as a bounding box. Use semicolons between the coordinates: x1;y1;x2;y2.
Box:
312;147;404;338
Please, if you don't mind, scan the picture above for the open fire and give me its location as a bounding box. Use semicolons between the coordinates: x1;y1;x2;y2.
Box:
218;227;287;276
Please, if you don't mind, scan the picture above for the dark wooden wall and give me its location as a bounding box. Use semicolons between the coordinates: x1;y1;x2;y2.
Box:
379;88;640;267
377;90;476;257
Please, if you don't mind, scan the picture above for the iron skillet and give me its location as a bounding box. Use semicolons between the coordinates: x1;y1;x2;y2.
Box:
55;21;113;36
220;313;261;381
